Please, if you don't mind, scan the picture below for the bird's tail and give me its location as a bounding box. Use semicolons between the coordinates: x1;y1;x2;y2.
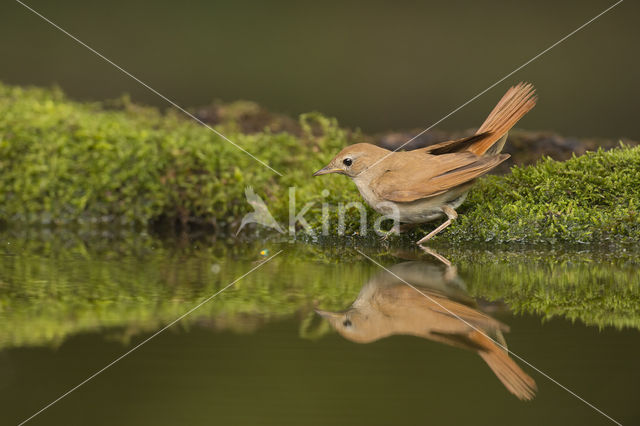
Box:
469;330;537;400
467;82;537;156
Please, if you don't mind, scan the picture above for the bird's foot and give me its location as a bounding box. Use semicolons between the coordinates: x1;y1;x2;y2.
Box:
416;228;440;245
379;228;399;241
416;206;458;245
419;246;458;281
419;246;452;267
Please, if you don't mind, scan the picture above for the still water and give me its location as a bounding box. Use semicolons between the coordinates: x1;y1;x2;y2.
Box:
1;233;639;425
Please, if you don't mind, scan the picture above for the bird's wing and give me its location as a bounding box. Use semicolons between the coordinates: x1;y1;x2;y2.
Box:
401;287;510;332
427;294;510;333
419;132;492;155
371;152;510;202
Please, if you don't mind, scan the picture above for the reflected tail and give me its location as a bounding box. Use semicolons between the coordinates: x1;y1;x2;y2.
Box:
470;330;537;400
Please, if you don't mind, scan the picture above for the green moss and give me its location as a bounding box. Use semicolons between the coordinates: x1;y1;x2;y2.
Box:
436;147;640;245
1;82;639;245
0;82;353;229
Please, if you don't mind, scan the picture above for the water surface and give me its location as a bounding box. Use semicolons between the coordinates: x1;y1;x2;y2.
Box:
1;234;639;425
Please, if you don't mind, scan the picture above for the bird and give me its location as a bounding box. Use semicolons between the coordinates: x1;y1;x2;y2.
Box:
315;257;537;400
313;83;537;244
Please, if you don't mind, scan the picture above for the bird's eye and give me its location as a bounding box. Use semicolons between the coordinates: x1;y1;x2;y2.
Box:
343;319;352;327
343;158;353;167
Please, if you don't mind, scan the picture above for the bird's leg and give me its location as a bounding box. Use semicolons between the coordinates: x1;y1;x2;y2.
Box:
416;205;458;245
419;245;458;281
419;246;452;267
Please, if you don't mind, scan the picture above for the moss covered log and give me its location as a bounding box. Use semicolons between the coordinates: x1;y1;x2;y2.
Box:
1;82;638;245
440;147;640;245
0;82;352;229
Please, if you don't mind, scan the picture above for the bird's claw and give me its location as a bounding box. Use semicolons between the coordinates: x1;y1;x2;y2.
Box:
379;226;401;241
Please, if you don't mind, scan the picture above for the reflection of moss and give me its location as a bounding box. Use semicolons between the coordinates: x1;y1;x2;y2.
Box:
444;247;640;330
0;233;367;348
0;233;638;349
2;83;639;244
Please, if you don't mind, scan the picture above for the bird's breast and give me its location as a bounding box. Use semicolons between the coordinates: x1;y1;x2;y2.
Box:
351;176;469;224
354;179;443;222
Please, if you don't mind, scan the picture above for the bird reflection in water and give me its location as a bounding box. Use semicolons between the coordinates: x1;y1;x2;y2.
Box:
315;249;537;400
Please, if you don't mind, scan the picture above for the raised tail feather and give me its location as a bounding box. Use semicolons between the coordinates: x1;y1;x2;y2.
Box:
422;83;536;156
469;330;537;401
468;82;537;155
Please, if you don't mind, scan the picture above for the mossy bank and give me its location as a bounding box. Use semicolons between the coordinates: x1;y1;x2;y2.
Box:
1;83;638;245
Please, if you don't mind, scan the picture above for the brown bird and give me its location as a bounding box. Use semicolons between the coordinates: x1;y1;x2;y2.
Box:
313;83;537;244
315;259;537;400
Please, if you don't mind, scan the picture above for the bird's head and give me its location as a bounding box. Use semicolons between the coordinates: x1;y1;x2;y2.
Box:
315;307;380;343
313;143;388;178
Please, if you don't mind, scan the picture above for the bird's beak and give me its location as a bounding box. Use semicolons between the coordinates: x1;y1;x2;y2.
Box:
313;165;342;176
314;309;343;319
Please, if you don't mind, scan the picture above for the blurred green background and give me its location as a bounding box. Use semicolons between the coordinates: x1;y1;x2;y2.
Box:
1;0;638;138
